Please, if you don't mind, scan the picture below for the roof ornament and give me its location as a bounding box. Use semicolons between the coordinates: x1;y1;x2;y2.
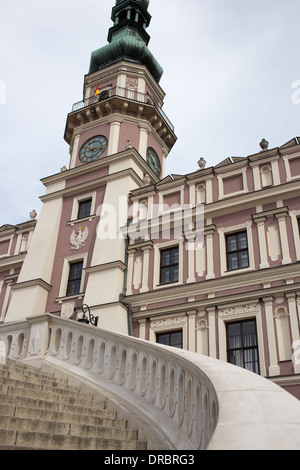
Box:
198;157;206;170
30;210;37;220
260;139;269;151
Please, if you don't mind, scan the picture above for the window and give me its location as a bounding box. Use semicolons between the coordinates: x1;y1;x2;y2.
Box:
226;320;260;374
66;261;83;296
157;330;183;349
226;231;249;271
78;199;92;220
160;247;179;284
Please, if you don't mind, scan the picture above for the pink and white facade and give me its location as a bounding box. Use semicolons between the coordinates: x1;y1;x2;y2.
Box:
0;0;300;400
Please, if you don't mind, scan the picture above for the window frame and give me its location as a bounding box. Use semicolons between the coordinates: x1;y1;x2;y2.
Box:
77;198;92;220
226;319;260;374
156;329;183;349
218;222;254;276
57;253;88;301
159;246;179;285
69;192;96;224
66;261;84;297
226;230;250;272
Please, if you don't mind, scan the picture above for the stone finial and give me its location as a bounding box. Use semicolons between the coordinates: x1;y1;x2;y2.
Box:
198;158;206;170
30;210;37;220
143;174;151;185
260;139;269;151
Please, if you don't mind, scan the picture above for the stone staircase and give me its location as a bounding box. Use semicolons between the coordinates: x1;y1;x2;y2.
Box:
0;359;147;450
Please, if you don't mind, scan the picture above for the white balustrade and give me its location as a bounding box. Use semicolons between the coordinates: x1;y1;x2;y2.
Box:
1;314;300;450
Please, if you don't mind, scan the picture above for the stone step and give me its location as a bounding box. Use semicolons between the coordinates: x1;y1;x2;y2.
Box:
0;383;104;408
0;360;147;450
0;378;99;404
0;367;86;391
0;392;115;418
0;416;138;441
5;405;126;429
0;429;146;450
0;361;68;383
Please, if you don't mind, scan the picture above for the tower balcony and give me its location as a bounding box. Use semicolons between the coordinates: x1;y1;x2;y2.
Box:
71;86;174;132
64;85;176;151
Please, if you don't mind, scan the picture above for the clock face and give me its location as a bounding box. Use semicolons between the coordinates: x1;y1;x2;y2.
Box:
147;147;161;177
79;135;108;163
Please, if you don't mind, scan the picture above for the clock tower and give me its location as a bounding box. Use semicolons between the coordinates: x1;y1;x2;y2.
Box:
4;0;177;334
64;0;176;177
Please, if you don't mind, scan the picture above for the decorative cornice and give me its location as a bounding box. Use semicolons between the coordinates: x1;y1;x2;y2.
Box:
85;260;126;274
0;253;26;271
40;167;146;203
252;206;289;222
11;278;52;292
129;265;300;318
41;148;158;188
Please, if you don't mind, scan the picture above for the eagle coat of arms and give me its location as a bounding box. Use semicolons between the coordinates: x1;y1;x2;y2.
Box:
70;227;89;250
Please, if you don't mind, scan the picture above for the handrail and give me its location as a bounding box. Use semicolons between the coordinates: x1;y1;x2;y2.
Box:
71;86;175;132
1;314;300;450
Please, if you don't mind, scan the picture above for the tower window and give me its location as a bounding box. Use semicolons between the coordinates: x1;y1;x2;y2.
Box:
226;319;260;374
226;231;249;271
66;261;83;296
78;199;92;220
157;330;183;349
160;247;179;285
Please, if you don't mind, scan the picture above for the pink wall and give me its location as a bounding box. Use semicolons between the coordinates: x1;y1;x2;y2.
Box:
45;185;107;313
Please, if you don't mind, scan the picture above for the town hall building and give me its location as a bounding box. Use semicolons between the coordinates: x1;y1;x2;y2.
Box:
0;0;300;400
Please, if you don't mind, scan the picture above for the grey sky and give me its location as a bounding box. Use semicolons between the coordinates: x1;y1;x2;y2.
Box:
0;0;299;225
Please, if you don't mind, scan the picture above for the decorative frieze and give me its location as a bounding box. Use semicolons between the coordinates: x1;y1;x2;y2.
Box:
218;303;261;319
150;315;187;330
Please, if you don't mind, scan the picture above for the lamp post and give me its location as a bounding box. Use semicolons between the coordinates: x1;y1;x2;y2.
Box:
76;304;99;327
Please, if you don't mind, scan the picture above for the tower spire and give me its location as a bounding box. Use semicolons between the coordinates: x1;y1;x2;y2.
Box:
89;0;163;83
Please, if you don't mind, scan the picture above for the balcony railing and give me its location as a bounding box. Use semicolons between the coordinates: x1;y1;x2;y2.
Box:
71;86;175;132
1;314;300;449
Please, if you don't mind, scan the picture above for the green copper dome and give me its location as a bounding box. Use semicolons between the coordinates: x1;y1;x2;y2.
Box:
116;0;149;6
89;0;163;83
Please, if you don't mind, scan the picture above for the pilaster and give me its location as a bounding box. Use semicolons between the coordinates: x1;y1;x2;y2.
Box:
263;296;280;377
275;209;292;264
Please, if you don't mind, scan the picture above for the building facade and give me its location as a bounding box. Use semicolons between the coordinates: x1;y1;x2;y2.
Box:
0;0;300;399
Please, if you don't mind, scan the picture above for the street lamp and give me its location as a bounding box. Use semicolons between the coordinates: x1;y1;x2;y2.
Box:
76;304;99;327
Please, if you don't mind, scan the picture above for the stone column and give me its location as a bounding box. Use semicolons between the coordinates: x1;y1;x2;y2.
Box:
263;296;280;376
185;230;196;284
286;293;300;373
138;124;149;159
140;243;152;293
205;225;216;280
138;318;147;340
207;307;217;358
126;248;136;296
187;310;197;352
275;210;292;264
253;216;269;269
108;118;122;156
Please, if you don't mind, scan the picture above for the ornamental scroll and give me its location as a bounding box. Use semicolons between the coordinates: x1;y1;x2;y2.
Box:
218;303;261;319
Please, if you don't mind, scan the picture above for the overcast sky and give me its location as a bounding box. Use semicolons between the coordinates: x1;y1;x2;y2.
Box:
0;0;299;225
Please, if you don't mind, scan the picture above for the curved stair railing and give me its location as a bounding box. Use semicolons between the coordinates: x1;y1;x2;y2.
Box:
1;313;300;450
